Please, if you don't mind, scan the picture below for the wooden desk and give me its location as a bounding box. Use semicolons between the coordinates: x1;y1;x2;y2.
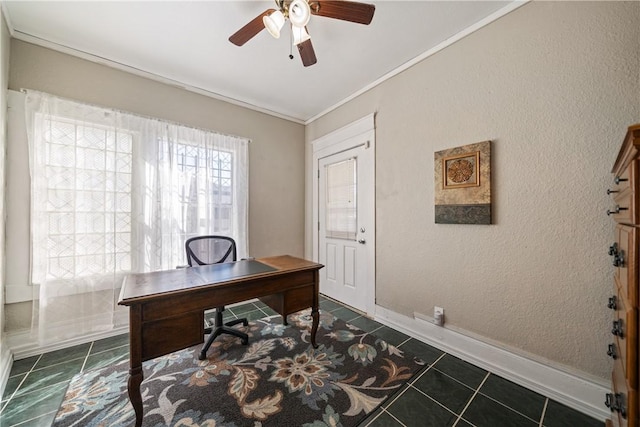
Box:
118;255;324;427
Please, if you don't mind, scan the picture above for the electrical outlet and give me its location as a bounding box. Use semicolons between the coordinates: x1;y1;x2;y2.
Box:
434;306;444;326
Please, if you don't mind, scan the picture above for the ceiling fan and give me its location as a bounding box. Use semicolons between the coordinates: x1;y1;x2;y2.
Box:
229;0;375;67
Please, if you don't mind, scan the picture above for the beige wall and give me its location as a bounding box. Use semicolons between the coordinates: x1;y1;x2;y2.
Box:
306;1;640;381
4;39;305;332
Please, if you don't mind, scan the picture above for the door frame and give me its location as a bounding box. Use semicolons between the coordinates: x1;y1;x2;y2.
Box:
311;113;376;316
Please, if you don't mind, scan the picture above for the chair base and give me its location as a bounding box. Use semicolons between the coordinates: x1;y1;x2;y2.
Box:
199;310;248;360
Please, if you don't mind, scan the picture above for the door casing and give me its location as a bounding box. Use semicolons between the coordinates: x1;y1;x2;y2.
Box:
311;114;375;316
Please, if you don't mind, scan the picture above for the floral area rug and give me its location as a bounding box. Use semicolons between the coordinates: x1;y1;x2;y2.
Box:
53;309;424;427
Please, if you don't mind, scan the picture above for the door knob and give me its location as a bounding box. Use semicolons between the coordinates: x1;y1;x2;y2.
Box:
357;239;366;244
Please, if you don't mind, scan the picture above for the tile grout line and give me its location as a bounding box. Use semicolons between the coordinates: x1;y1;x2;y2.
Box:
80;342;95;372
363;359;440;426
408;373;475;424
454;370;490;425
539;398;549;427
0;354;43;415
11;409;58;427
472;380;545;425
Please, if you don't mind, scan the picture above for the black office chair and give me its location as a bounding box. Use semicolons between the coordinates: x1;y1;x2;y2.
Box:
185;235;249;360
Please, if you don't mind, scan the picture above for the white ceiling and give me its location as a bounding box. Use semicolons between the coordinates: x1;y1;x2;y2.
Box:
3;1;518;123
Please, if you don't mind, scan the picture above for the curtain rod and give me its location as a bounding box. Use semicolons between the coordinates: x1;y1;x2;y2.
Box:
19;88;252;143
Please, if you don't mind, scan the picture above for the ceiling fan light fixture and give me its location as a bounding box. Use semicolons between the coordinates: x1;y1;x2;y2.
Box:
292;25;311;45
263;10;286;38
288;0;311;28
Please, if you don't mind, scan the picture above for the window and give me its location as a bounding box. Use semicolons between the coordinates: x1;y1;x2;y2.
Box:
44;118;134;282
25;90;249;343
325;158;357;240
174;143;234;236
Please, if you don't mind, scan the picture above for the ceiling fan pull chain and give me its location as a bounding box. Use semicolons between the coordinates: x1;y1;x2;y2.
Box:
289;24;294;60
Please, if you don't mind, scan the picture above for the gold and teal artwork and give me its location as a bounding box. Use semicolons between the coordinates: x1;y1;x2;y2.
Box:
434;140;491;224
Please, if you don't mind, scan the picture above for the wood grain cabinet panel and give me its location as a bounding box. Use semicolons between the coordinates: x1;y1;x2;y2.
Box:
609;124;640;427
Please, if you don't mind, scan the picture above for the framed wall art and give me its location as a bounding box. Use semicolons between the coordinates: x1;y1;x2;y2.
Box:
434;140;491;224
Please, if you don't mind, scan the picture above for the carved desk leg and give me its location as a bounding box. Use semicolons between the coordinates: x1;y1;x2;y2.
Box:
311;270;320;349
128;366;144;427
128;305;144;427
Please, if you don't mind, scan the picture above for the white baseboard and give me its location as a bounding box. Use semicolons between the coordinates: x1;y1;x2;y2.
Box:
373;305;610;422
0;344;13;401
6;298;261;361
6;326;129;360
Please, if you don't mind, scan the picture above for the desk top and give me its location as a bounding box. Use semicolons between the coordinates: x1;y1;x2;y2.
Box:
118;255;323;305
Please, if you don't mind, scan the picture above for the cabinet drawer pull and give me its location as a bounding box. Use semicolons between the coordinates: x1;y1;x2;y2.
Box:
612;320;624;338
608;296;617;310
607;343;617;359
607;205;628;216
607;189;619;194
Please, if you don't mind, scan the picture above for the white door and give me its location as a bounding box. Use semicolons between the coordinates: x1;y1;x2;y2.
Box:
313;115;375;314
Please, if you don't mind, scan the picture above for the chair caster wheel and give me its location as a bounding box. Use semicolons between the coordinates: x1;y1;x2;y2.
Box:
198;352;207;360
242;338;248;345
242;319;248;326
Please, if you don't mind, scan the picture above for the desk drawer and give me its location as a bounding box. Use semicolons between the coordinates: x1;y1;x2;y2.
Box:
141;311;204;361
259;285;314;317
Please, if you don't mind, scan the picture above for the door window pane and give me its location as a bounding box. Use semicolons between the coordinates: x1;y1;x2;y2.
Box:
325;158;357;240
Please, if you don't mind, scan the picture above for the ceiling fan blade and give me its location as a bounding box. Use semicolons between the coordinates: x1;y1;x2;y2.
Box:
310;1;375;25
229;9;275;46
297;38;317;67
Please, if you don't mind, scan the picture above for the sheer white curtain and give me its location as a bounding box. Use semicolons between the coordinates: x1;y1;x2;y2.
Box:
24;91;249;345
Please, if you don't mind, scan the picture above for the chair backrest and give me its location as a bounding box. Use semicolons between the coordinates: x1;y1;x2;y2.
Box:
185;236;237;266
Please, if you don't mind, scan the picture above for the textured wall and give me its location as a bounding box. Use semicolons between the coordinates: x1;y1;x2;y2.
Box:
306;1;640;380
5;40;306;332
1;7;11;343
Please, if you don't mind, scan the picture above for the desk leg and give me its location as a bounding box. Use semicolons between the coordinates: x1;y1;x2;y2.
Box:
127;305;144;427
311;270;319;349
310;307;319;348
128;366;144;427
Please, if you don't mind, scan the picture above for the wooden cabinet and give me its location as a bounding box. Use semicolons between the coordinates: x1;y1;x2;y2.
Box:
608;124;640;427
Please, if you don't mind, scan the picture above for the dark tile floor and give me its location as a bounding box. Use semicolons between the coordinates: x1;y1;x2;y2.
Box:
0;296;604;427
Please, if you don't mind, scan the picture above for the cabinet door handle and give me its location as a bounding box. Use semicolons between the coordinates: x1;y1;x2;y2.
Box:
606;393;628;419
607;343;617;359
607;189;619;194
613;251;625;267
612;320;624;338
608;296;617;310
606;393;615;411
609;243;618;256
